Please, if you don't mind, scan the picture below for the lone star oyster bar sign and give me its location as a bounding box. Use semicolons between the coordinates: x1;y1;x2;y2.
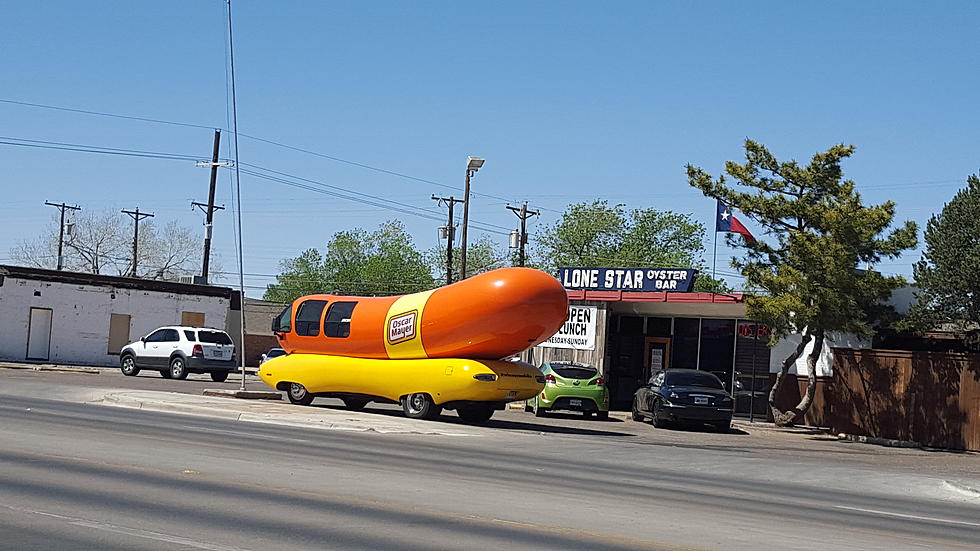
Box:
559;267;698;293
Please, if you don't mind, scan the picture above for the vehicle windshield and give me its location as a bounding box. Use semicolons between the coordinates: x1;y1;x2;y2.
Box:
198;331;233;345
665;371;723;389
550;364;598;380
266;348;286;358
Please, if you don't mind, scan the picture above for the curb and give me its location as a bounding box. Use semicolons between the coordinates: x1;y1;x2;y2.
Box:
837;433;922;449
202;389;282;400
0;362;101;374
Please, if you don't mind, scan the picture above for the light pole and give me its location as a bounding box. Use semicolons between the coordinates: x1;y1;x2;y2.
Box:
458;156;484;280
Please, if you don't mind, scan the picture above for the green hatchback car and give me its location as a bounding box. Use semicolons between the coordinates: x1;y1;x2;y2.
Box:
526;362;609;419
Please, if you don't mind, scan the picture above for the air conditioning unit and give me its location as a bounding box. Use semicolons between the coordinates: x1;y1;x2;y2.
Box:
176;275;196;284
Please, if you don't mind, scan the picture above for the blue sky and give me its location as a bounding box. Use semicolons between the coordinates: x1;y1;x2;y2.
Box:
2;1;978;296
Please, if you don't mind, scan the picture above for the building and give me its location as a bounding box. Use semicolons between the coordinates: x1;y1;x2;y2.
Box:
0;265;239;367
527;267;860;415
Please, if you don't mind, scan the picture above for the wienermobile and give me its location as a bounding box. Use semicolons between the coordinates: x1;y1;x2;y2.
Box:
258;267;569;423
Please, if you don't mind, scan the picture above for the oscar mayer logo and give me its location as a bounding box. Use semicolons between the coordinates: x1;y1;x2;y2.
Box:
387;310;418;345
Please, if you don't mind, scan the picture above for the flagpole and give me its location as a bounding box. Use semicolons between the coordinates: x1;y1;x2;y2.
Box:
712;229;718;280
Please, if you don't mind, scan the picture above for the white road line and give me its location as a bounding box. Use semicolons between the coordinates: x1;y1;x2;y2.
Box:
4;504;254;551
834;505;980;528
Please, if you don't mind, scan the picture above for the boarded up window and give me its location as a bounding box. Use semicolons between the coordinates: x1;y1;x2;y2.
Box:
108;313;131;355
181;311;205;327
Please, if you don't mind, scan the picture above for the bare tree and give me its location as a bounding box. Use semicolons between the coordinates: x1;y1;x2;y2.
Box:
10;209;204;279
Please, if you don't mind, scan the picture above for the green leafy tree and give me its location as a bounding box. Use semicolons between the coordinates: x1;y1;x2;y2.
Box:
264;220;434;302
425;235;508;284
903;174;980;344
534;200;730;292
687;140;917;426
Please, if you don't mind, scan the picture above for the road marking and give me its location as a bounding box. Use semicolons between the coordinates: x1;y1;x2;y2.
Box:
3;504;253;551
834;505;980;528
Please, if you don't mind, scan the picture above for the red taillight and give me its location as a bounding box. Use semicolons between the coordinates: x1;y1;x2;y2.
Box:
192;344;203;357
544;374;556;384
590;377;604;386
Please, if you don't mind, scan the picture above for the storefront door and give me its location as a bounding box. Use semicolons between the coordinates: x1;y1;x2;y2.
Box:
644;337;671;383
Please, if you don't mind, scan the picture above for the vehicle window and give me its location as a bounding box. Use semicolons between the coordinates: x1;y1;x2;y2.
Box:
323;301;356;338
183;330;196;341
198;330;233;345
295;300;327;337
272;305;292;333
650;372;665;386
267;348;286;359
551;365;598;379
145;329;168;342
161;329;180;342
665;371;724;389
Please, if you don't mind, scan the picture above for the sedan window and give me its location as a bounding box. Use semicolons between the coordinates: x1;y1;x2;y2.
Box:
665;371;724;389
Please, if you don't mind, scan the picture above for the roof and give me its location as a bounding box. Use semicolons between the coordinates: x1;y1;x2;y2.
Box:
566;290;744;303
0;264;235;300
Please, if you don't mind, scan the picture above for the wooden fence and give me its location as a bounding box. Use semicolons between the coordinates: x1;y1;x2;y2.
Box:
778;348;980;451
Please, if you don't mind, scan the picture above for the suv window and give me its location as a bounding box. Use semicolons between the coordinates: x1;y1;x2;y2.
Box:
183;330;196;341
145;329;169;342
273;305;292;333
159;329;180;342
295;300;327;337
198;330;232;345
324;301;356;338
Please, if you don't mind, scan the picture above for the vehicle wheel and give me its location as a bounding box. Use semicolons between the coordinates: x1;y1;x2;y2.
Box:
210;371;229;383
287;383;315;406
713;420;731;433
524;401;533;413
652;405;669;428
631;397;644;421
160;369;172;379
402;393;441;420
342;398;369;411
168;357;188;380
533;398;547;417
595;411;609;421
583;411;594;418
457;404;494;424
120;354;140;377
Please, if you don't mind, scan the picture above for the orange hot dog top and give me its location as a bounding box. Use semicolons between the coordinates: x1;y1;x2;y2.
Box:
277;267;569;360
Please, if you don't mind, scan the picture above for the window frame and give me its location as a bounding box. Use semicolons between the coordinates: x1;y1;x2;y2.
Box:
323;301;357;338
295;300;328;337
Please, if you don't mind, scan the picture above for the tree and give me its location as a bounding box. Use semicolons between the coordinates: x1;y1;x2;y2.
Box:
903;174;980;345
687;141;917;425
10;209;203;278
534;200;730;292
424;235;508;284
264;220;434;302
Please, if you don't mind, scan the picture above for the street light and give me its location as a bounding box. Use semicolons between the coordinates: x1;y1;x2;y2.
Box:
458;156;484;280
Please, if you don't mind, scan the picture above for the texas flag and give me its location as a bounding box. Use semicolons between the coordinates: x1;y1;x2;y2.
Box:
716;200;755;243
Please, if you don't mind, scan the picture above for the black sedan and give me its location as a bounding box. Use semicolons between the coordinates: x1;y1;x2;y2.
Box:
631;369;734;431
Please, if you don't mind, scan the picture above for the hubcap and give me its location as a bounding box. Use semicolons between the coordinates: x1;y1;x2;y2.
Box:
408;393;425;413
290;383;306;399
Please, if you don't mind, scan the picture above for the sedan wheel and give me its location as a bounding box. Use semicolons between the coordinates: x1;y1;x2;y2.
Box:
120;355;139;377
631;397;644;421
533;398;547;417
287;383;315;406
169;357;188;380
402;393;441;420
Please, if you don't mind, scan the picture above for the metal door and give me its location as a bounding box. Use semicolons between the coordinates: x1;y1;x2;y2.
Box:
27;308;53;360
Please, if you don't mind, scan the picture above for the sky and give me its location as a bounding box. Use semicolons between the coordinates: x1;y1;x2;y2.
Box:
2;1;978;297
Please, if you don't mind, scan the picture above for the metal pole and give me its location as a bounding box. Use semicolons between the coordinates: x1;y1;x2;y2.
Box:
227;0;248;391
446;199;455;285
750;323;758;423
459;168;472;280
507;202;540;268
122;208;153;277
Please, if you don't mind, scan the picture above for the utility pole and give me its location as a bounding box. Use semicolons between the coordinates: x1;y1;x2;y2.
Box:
45;201;81;270
192;129;225;283
458;156;485;280
122;208;154;277
507;202;539;267
432;195;465;285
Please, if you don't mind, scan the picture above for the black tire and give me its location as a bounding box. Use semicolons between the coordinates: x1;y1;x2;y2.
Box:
120;354;140;377
713;420;731;433
595;411;609;421
524;401;533;413
652;405;669;428
287;383;315;406
631;397;644;421
402;393;441;420
169;356;188;380
210;371;229;383
342;398;369;411
533;398;547;417
457;405;494;424
160;369;172;379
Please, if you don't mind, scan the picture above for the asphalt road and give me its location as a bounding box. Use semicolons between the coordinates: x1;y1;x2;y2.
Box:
1;369;979;550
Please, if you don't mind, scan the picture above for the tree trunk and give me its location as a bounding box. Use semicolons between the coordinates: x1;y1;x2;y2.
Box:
769;333;810;427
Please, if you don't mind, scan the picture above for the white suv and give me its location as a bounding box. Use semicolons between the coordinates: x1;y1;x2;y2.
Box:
119;326;237;382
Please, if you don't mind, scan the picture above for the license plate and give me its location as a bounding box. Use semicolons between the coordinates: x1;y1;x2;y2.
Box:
695;397;709;405
505;391;517;399
209;350;223;358
569;399;582;407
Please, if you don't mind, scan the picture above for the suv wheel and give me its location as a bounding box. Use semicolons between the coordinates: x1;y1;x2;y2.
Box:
169;357;188;380
120;354;140;377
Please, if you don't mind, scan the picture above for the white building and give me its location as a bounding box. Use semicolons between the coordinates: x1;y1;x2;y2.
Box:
0;265;238;367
